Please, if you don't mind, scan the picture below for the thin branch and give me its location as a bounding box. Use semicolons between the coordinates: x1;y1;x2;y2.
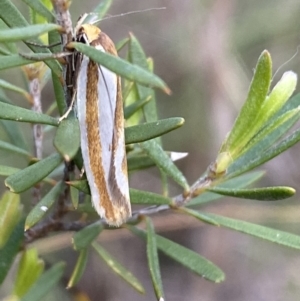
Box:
24;165;219;245
51;0;73;45
30;78;43;160
31;78;43;205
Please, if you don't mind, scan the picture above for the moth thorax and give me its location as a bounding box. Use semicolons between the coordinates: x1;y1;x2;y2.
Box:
76;24;101;45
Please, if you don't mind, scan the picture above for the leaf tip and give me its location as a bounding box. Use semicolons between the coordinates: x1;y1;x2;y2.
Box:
24;223;30;231
163;86;172;95
286;187;296;195
169;151;189;162
64;154;71;162
4;181;15;193
261;49;271;59
281;71;297;89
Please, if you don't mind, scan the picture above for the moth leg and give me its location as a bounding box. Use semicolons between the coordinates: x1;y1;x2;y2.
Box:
79;166;85;177
59;89;77;122
19;51;71;62
25;41;62;49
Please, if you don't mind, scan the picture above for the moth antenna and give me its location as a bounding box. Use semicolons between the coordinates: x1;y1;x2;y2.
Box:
74;13;89;34
272;45;300;80
91;7;166;25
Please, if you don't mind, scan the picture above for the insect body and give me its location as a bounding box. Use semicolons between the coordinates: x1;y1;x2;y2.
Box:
75;24;131;226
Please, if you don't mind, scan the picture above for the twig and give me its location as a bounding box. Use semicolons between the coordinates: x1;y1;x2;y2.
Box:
30;79;43;160
24;164;220;245
30;77;43;205
51;0;73;45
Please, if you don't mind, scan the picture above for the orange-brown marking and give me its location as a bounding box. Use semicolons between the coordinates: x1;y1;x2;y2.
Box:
93;31;130;212
78;24;101;44
106;76;130;212
86;60;115;221
81;26;131;223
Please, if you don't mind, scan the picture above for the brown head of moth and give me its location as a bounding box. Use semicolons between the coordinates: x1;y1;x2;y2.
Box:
75;24;131;226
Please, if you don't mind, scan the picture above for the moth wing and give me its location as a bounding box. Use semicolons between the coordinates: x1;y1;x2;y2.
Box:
77;45;131;226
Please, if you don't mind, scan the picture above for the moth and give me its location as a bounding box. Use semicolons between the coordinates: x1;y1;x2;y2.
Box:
72;24;131;226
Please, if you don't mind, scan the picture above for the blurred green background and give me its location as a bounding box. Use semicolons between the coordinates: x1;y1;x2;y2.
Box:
1;0;300;300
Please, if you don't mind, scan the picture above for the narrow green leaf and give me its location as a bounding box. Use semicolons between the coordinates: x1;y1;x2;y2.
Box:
124;96;151;119
84;0;113;22
129;34;159;123
70;42;171;94
0;79;31;100
127;154;155;171
228;127;300;179
77;202;95;214
188;171;265;206
70;185;79;209
256;71;297;127
73;222;103;251
5;153;63;193
51;73;66;116
141;140;189;190
116;37;130;52
25;181;64;230
275;92;300;117
160;167;169;197
0;0;30;27
125;118;184;144
0;119;28;150
184;209;300;249
146;218;164;300
124;82;141;127
68;183;172;206
44;100;58;117
129;226;225;283
48;24;62;51
54;117;80;161
221;50;272;155
0;0;62;76
0;54;40;70
123;81;135;102
216;171;265;189
0;46;10;55
22;0;55;22
0;218;25;285
127;151;188;172
0;140;31;158
0;87;12;103
0;165;20;177
130;189;171;205
188;191;227;207
241;107;300;156
13;248;44;298
20;262;65;301
227;110;300;177
92;242;145;294
0;102;58;125
0;165;55;186
73;149;84;173
0;20;17;54
0;192;21;248
67;179;90;195
67;249;88;288
0;24;61;42
208;186;295;201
